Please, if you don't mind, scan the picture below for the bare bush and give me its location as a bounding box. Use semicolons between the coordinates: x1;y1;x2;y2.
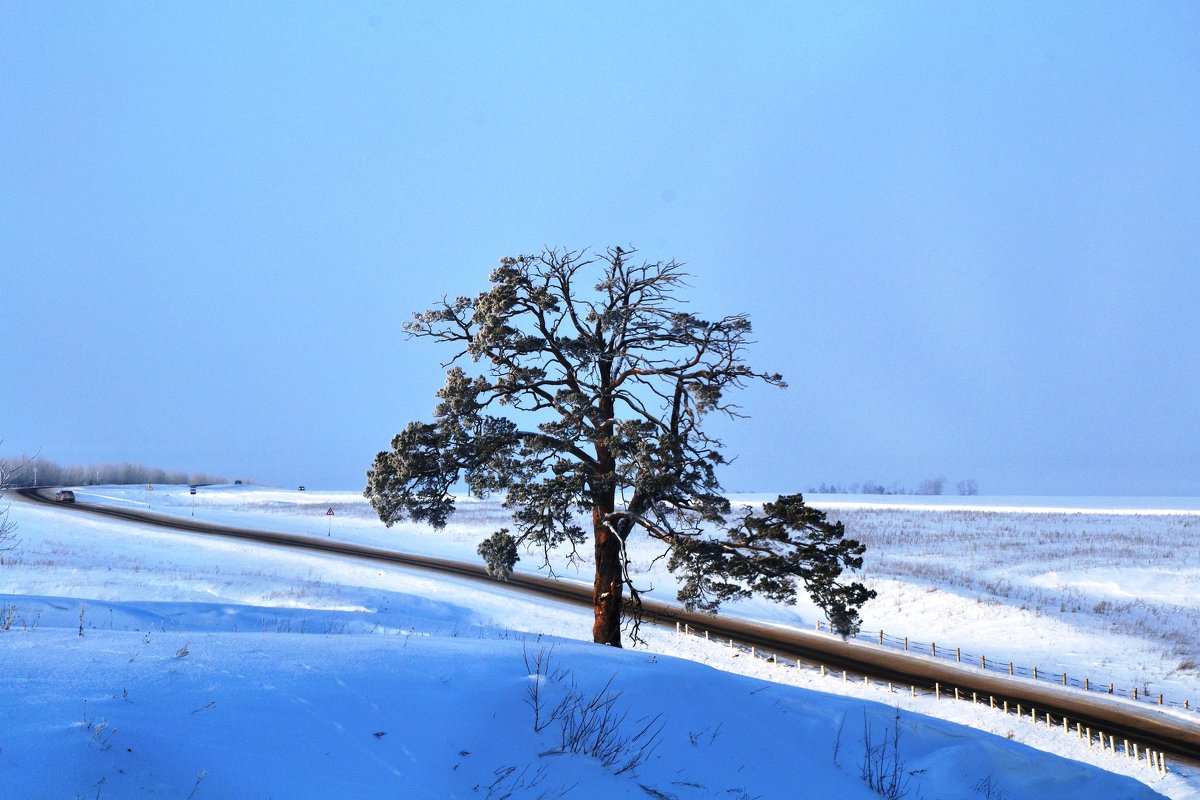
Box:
523;645;664;775
0;448;26;556
973;775;1007;800
860;710;918;799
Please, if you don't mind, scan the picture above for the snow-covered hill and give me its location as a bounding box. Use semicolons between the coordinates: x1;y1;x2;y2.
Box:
0;486;1193;798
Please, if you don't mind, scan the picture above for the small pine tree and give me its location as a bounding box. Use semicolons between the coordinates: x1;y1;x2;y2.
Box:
477;529;520;580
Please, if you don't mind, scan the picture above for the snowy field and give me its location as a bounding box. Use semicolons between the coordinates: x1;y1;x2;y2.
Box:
0;484;1196;798
832;500;1200;708
82;485;1200;710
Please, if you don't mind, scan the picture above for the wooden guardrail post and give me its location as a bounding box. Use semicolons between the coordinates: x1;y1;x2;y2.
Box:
879;629;884;645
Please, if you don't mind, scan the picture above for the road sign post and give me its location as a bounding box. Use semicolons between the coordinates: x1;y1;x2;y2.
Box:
326;507;334;536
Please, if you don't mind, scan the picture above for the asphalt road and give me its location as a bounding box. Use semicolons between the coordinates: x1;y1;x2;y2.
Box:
16;487;1200;765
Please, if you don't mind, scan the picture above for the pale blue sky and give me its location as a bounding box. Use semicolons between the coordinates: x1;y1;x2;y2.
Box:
3;2;1197;494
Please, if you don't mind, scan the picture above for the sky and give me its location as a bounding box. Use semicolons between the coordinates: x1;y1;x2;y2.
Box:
2;2;1197;496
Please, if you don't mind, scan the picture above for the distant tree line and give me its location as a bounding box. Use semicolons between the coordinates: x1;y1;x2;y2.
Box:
810;477;980;496
0;455;227;488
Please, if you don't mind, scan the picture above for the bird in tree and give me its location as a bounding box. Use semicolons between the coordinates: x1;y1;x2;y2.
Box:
365;247;874;647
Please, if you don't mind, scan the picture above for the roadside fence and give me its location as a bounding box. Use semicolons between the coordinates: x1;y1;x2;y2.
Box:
813;620;1196;714
673;621;1172;779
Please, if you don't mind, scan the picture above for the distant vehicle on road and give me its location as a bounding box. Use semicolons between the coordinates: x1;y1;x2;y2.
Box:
298;486;306;492
54;490;76;503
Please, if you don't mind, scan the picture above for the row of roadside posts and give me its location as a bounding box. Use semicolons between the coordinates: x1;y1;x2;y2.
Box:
675;621;1172;778
144;485;333;530
142;484;196;515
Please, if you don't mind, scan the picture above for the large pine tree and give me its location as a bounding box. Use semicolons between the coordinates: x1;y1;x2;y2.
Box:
365;247;873;646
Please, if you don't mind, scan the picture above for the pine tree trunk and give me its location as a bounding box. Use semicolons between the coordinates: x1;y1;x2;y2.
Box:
592;504;623;647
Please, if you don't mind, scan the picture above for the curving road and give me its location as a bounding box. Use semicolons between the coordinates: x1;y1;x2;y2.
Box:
16;487;1200;765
